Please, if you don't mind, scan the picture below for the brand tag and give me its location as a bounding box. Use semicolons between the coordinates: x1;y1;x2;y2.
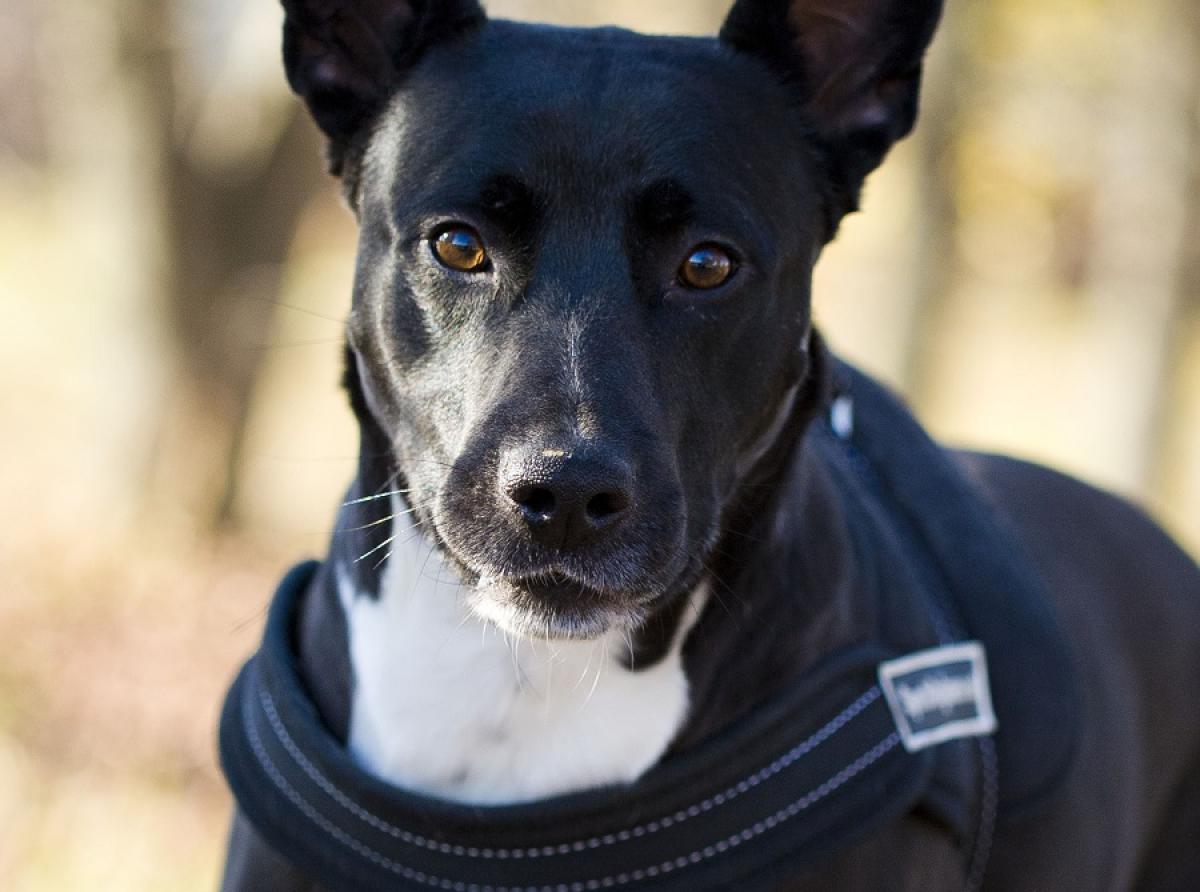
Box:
878;642;997;752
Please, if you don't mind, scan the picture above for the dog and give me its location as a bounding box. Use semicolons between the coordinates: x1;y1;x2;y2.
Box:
217;1;1200;889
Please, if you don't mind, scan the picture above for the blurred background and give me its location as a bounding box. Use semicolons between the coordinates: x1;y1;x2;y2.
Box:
1;0;1197;888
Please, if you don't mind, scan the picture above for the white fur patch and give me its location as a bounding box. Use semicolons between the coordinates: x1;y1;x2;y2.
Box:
339;507;705;804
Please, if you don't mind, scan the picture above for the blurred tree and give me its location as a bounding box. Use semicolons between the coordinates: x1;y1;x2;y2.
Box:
120;0;324;528
35;0;173;528
896;0;973;400
492;0;725;33
1146;0;1200;501
1080;0;1200;492
0;0;46;166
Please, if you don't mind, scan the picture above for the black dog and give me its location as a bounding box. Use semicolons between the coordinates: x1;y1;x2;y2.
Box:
218;1;1200;889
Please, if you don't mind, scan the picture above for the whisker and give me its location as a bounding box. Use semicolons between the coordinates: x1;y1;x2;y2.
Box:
719;526;767;545
414;537;439;592
583;644;605;708
338;502;424;534
342;488;411;507
541;640;551;719
266;298;346;324
249;453;358;464
401;457;457;470
704;577;735;618
511;633;527;695
354;535;395;563
454;608;476;633
252;337;346;350
231;604;270;635
341;467;407;507
343;514;397;533
573;640;595;693
703;562;753;629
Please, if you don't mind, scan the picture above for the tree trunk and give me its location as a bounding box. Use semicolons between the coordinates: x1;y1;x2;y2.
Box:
1079;0;1200;493
120;0;325;529
895;0;971;402
1146;1;1200;505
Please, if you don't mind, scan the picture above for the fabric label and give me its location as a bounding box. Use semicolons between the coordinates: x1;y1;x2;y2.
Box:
878;642;998;752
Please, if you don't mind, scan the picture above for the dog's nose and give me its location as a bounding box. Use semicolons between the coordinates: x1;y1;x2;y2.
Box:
499;446;634;549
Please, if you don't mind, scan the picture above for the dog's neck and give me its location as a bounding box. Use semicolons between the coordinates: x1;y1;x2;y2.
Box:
321;501;710;803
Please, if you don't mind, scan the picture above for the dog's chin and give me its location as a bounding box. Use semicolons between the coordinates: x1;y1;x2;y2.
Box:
468;576;647;641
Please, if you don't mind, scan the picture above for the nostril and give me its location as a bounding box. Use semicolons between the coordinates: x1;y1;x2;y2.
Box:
510;484;557;518
499;447;634;543
585;490;631;523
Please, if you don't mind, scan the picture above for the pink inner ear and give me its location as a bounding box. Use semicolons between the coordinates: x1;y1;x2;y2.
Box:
300;44;377;101
837;91;890;133
783;2;880;122
786;0;875;78
300;8;399;98
782;0;925;137
308;55;347;89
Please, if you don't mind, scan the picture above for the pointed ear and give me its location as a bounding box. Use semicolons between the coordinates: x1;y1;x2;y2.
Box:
282;0;485;172
720;0;942;216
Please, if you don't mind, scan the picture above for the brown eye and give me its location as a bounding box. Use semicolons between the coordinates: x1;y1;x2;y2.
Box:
432;226;488;272
679;244;735;290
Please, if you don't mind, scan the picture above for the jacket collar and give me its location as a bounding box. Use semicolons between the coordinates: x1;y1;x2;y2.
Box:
221;560;960;891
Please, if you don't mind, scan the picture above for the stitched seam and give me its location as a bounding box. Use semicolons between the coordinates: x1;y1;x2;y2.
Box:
242;688;457;890
244;683;900;891
965;736;998;892
260;683;881;859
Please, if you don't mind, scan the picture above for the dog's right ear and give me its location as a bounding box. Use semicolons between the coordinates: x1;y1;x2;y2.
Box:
720;0;942;223
282;0;485;173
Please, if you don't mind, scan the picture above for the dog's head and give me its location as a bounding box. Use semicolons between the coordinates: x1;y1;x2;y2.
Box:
284;0;942;639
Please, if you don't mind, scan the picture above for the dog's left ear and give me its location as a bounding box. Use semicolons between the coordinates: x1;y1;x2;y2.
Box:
720;0;942;219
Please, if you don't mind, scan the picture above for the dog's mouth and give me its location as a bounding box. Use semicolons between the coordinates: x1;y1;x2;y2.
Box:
509;571;607;602
468;569;650;640
417;464;703;640
414;492;718;640
405;509;643;639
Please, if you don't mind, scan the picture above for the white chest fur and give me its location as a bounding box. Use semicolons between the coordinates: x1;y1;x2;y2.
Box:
338;511;702;805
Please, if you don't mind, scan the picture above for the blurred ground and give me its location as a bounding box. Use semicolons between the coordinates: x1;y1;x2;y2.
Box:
1;1;1197;888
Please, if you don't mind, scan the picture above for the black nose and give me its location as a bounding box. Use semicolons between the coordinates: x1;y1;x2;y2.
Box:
499;446;634;549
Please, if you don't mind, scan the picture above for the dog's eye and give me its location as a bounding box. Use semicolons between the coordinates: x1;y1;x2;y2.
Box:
432;226;488;273
678;245;735;290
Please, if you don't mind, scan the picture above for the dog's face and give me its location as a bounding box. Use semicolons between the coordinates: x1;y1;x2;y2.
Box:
350;28;826;638
283;0;941;638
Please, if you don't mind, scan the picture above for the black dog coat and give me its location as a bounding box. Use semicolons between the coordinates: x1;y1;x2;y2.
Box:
219;361;1077;891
